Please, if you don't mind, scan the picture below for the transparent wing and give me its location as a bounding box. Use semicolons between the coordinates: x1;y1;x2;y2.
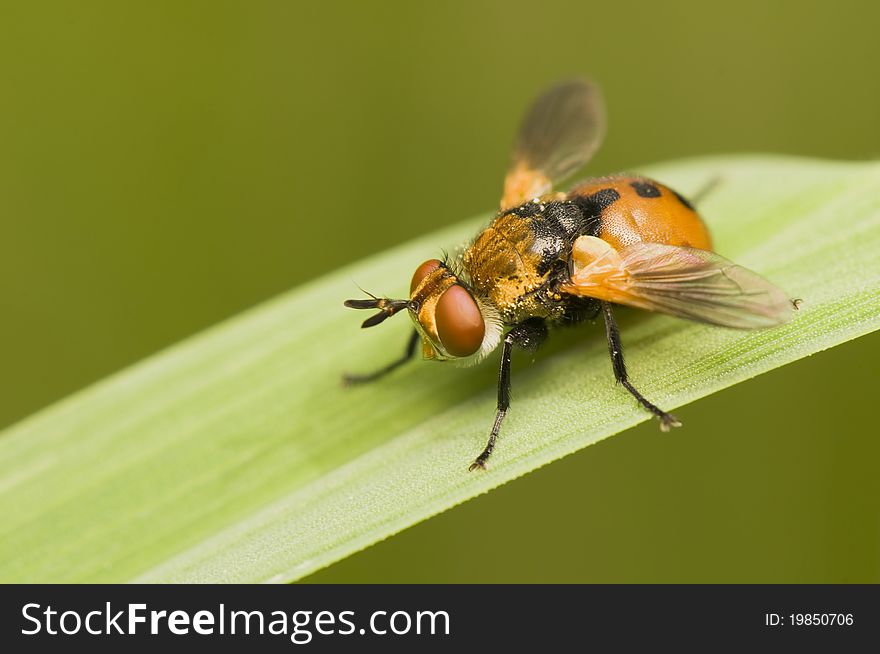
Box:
560;237;794;329
501;79;606;209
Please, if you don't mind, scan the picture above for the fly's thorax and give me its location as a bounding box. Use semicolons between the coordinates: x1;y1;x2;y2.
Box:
461;216;544;317
407;260;502;364
460;201;591;324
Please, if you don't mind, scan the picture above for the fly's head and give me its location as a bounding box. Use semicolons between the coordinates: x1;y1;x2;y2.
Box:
345;258;502;364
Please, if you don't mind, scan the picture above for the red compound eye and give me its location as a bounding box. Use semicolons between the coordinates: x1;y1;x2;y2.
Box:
435;285;485;357
410;259;442;294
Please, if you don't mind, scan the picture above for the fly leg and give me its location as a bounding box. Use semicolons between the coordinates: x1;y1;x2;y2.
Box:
469;319;547;471
343;330;420;385
689;175;721;206
602;301;681;431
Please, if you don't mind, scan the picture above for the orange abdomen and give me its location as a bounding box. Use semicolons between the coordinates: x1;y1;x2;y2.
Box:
569;176;712;252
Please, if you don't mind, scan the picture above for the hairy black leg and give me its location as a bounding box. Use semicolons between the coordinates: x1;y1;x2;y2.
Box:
469;319;547;471
343;330;420;385
602;302;681;431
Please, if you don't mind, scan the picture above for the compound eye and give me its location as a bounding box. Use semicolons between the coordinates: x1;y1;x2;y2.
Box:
410;259;442;294
435;285;485;357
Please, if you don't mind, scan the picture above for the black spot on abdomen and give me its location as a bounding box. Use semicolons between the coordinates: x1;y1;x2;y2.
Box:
630;180;661;198
575;187;620;217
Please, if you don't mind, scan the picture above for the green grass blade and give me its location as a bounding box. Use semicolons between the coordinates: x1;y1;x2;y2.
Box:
1;155;878;583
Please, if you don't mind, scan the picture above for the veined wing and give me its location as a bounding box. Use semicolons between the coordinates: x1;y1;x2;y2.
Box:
560;236;794;329
500;79;605;210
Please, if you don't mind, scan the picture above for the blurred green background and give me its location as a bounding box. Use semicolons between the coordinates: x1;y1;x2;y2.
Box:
1;1;877;582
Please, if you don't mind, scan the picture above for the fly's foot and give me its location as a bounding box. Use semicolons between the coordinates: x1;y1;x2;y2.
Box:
469;439;496;472
341;373;364;387
468;458;489;472
659;413;682;432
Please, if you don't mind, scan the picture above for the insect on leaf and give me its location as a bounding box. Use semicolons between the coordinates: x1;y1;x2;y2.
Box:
0;155;878;583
